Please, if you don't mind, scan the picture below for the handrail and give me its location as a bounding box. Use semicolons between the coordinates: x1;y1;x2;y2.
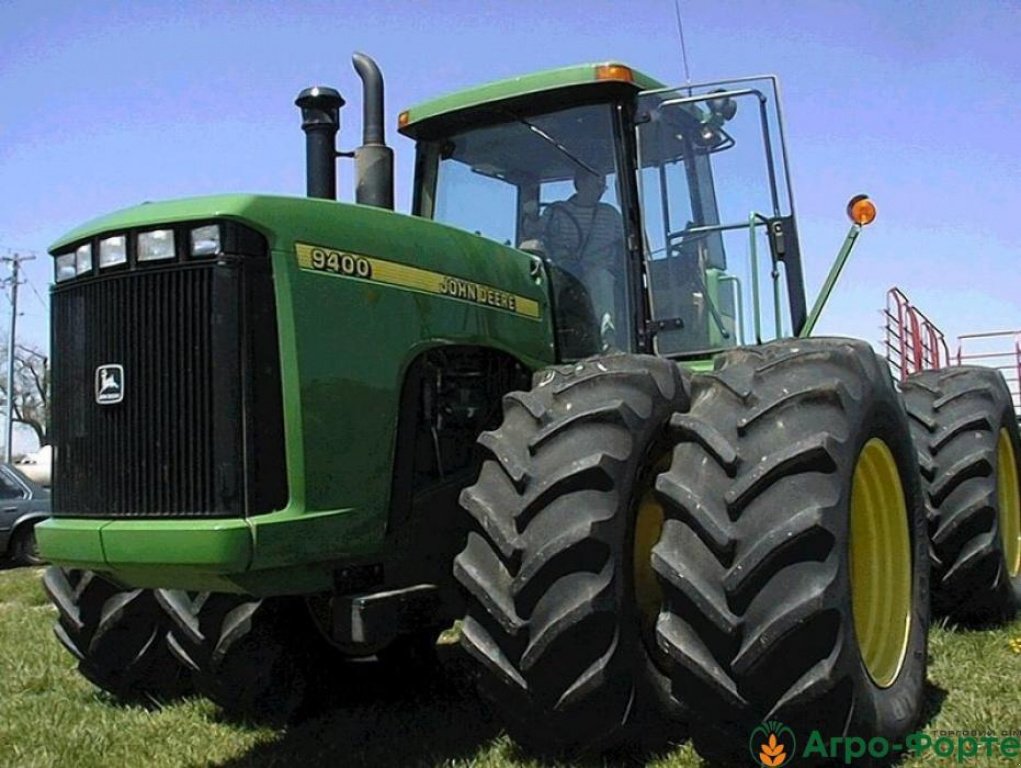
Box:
718;275;745;345
669;219;769;239
748;213;763;343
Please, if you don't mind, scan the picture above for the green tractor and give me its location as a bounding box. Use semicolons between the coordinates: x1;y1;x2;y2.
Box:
39;53;1020;760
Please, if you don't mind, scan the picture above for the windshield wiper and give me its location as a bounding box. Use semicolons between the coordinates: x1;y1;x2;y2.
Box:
501;110;600;177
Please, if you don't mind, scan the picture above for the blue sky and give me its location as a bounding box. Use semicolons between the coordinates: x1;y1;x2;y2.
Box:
2;0;1019;362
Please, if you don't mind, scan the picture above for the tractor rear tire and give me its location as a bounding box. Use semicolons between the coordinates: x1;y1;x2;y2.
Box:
902;366;1021;622
42;567;191;701
158;591;338;724
454;354;689;755
653;338;929;764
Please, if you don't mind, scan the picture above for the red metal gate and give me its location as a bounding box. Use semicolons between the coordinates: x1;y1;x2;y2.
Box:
882;287;1019;418
956;330;1021;418
883;287;949;381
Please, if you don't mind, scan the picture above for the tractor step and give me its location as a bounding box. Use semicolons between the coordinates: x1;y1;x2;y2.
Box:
333;584;441;649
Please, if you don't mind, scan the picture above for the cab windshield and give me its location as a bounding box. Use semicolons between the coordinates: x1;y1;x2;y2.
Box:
417;103;631;359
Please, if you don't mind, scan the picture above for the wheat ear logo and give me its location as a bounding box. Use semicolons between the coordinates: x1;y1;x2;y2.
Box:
749;720;796;766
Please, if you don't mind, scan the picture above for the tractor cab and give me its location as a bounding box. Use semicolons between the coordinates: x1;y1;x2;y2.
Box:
400;64;807;361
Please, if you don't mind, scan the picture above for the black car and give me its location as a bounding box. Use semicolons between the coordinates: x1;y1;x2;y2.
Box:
0;463;50;566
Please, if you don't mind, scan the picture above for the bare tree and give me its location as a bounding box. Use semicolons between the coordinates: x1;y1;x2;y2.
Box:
0;343;49;448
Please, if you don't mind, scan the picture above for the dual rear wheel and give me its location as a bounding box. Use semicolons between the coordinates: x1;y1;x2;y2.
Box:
456;339;930;760
902;366;1021;622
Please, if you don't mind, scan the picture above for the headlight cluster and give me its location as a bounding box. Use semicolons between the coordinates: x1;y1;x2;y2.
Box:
137;230;174;262
55;242;92;281
99;235;127;268
190;225;221;257
54;224;222;283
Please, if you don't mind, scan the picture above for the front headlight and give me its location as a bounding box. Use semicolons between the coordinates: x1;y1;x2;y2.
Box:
55;254;76;282
138;229;176;262
190;224;221;257
75;243;93;275
99;235;127;268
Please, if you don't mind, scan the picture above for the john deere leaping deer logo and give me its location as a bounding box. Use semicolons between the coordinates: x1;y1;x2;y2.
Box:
749;720;796;766
95;364;124;405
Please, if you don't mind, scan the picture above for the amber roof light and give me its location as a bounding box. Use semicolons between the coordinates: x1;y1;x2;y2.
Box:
595;64;634;83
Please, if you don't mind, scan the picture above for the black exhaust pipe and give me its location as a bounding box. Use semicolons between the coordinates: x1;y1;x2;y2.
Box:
352;52;394;210
295;85;345;200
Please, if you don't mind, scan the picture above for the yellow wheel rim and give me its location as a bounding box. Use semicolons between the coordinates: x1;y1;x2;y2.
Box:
633;459;668;638
849;438;913;688
997;429;1021;578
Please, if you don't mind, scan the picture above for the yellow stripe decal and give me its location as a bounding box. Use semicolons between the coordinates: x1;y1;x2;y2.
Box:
294;242;541;320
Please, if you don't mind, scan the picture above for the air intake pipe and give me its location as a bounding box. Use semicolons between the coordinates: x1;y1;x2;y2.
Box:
295;86;345;200
351;52;394;209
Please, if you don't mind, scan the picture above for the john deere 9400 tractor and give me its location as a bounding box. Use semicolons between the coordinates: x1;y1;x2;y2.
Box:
40;54;1020;760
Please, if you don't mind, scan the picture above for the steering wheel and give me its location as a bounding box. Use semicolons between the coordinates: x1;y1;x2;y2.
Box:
542;202;586;260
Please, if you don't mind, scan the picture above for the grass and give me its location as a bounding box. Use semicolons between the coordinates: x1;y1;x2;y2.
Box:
1;566;1019;768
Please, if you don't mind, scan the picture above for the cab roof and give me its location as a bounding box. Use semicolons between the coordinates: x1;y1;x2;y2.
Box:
398;62;664;140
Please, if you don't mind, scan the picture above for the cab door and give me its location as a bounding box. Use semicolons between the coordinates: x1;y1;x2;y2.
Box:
635;77;806;356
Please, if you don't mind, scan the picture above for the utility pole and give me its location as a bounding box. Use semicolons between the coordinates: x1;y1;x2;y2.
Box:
1;252;35;463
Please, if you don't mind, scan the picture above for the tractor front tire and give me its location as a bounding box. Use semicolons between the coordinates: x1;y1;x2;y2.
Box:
902;366;1021;622
454;354;688;755
158;591;337;724
653;338;929;764
43;567;191;701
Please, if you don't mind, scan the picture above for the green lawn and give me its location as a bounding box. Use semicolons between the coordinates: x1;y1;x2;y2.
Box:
1;566;1019;768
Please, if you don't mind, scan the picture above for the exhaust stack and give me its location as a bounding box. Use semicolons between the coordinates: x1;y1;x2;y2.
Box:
295;86;344;200
352;52;394;210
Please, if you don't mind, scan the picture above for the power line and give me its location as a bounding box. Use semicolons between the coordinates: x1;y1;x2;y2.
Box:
0;245;50;317
0;252;36;462
25;274;49;312
1;245;41;256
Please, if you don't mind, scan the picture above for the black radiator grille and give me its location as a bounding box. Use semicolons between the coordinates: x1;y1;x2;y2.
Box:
53;266;223;517
51;220;288;521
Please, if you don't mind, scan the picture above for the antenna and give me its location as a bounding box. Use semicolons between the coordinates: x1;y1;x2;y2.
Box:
673;0;692;85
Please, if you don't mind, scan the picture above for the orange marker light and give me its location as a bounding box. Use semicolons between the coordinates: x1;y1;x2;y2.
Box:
847;194;877;226
596;64;634;83
398;110;410;128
